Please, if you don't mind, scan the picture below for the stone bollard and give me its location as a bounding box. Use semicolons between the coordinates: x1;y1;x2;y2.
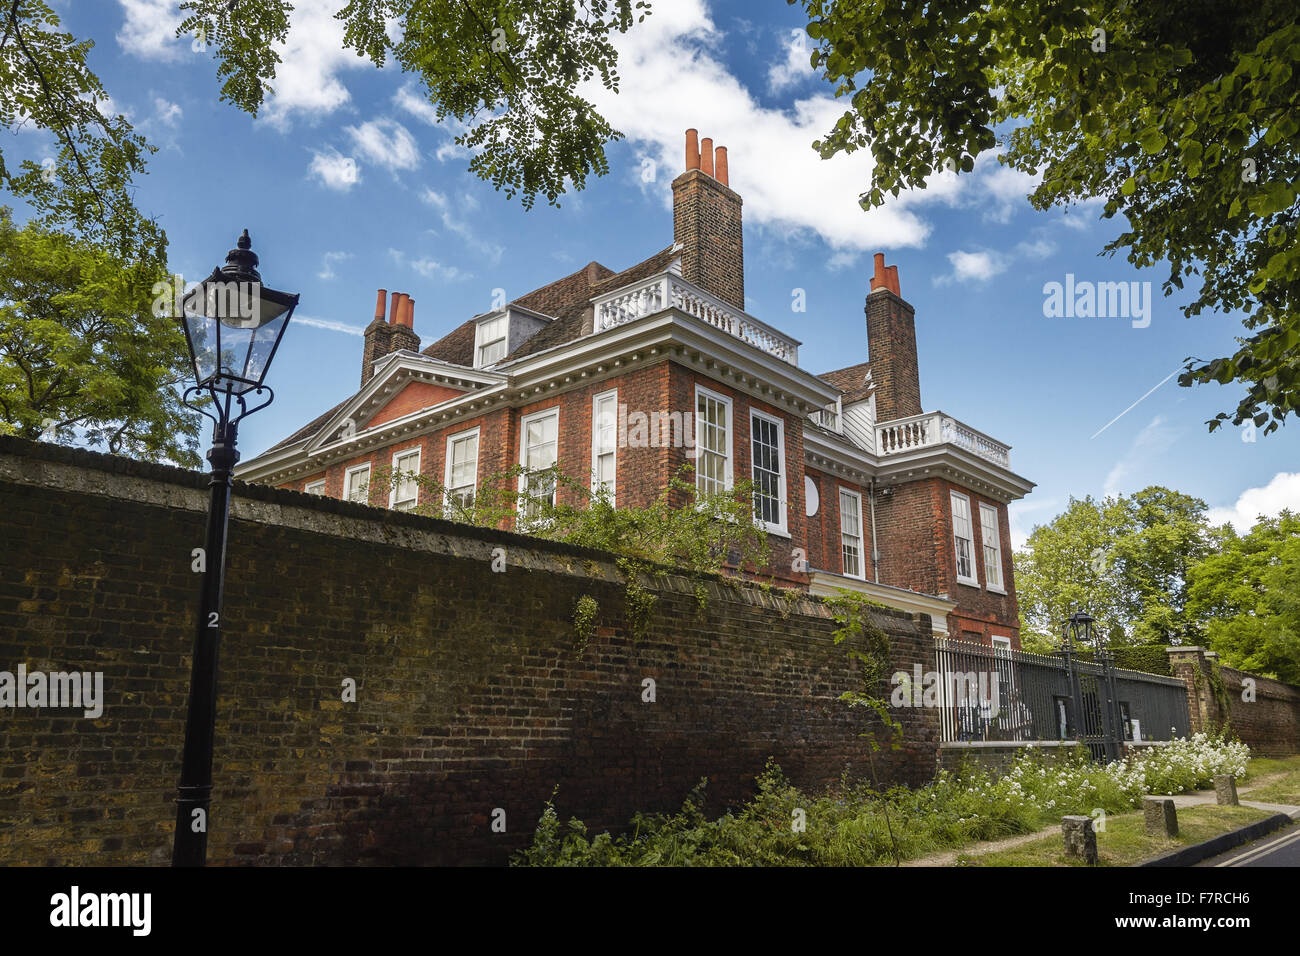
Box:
1215;774;1239;806
1143;796;1178;837
1062;815;1098;864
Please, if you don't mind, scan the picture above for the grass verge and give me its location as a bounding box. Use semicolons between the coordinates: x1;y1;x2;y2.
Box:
954;804;1273;867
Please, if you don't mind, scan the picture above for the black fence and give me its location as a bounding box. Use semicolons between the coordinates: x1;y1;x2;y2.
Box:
932;638;1191;753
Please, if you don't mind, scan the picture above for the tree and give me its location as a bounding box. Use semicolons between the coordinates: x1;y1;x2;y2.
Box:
1013;486;1214;650
1;0;163;264
1187;511;1300;683
794;0;1300;435
178;0;652;208
0;208;202;467
1108;487;1213;645
1012;495;1125;651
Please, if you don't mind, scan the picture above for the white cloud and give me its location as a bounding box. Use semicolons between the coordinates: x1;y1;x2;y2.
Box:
393;85;471;162
575;0;960;255
292;314;365;336
940;249;1009;284
317;251;352;281
388;248;469;282
421;189;503;266
767;28;816;93
116;1;185;62
978;163;1039;223
308;149;360;191
1103;415;1176;497
254;0;371;129
346;118;420;171
117;0;367;128
153;97;183;128
1207;473;1300;532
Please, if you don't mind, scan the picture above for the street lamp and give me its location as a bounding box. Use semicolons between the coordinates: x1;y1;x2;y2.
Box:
1064;610;1098;651
172;230;298;867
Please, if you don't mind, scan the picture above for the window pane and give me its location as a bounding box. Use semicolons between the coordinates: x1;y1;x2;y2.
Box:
393;451;419;508
696;393;730;496
840;489;862;577
980;503;1002;588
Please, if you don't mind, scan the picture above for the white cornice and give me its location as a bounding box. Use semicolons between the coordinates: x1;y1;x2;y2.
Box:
808;571;955;636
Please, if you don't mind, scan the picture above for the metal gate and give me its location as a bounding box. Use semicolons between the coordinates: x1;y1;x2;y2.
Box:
1060;645;1125;762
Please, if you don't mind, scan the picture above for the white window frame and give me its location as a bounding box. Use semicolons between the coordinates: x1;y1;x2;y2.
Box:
443;426;481;515
991;634;1012;651
344;463;372;504
389;447;421;511
693;384;733;498
591;388;618;503
950;490;979;587
979;501;1006;593
304;478;326;496
838;487;865;580
518;407;560;522
749;410;788;536
474;313;508;368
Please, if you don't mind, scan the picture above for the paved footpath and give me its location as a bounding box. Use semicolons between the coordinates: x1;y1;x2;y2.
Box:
903;777;1300;868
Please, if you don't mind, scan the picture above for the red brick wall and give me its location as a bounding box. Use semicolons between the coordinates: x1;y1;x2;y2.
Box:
671;169;744;310
865;290;921;422
872;476;1020;646
804;467;872;580
368;382;466;428
0;435;943;865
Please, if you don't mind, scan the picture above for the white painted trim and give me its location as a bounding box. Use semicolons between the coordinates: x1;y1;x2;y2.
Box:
950;490;979;587
474;312;509;368
304;479;326;496
749;408;787;535
837;486;866;581
978;500;1005;592
693;384;734;495
807;571;954;636
591;388;618;504
343;462;372;504
388;446;421;510
443;426;481;516
518;406;561;519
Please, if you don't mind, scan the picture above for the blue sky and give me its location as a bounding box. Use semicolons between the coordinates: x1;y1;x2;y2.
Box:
9;0;1297;547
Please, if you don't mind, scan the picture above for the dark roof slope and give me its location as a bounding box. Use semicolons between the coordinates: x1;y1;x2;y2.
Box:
421;260;616;366
507;245;677;362
263;397;350;453
260;250;676;456
817;361;874;404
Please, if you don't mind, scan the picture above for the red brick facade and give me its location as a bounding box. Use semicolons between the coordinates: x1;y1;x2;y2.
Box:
250;128;1031;645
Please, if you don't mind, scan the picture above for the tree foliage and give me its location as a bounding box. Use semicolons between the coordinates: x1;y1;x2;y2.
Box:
364;460;771;577
1186;511;1300;683
1014;485;1213;650
0;208;201;466
794;0;1300;434
0;0;163;264
1015;485;1298;679
178;0;652;208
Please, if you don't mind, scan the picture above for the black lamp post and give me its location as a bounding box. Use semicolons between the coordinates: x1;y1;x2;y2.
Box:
172;230;298;867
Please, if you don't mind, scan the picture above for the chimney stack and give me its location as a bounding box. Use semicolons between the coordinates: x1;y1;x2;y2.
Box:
362;288;421;386
865;255;920;421
672;128;744;310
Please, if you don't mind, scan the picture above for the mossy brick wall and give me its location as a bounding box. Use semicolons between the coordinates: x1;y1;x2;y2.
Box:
1169;648;1300;757
0;436;939;866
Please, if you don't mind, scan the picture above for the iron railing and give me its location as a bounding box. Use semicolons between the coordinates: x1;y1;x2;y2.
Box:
933;638;1190;756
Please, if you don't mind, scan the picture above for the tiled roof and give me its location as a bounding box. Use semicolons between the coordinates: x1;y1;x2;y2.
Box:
261;250;676;455
817;361;874;403
263;397;349;453
506;246;677;361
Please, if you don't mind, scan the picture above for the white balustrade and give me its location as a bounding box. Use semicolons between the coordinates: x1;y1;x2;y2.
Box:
876;412;1011;468
594;272;799;364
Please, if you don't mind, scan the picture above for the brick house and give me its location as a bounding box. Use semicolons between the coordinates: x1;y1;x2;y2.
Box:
235;129;1035;646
